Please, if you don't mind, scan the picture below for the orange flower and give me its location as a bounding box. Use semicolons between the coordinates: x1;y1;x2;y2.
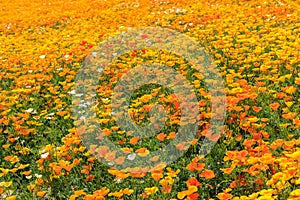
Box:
284;85;297;94
282;112;295;120
85;175;95;182
187;161;205;171
151;169;163;181
135;148;149;157
189;139;198;145
2;144;10;149
114;156;125;165
37;191;46;197
129;137;139;145
122;188;134;196
177;186;198;199
175;142;189;151
70;190;86;200
160;176;174;186
104;151;116;161
62;164;73;172
186;177;201;187
6;196;17;200
84;195;94;200
4;156;19;163
229;180;237;189
217;192;232;200
145;186;158;195
221;162;237;175
199;169;215;179
149;155;160;162
96;146;110;158
0;168;10;177
27;184;35;192
161;185;172;194
121;147;133;154
81;165;92;175
0;181;12;187
21;170;32;176
35;178;44;186
252;106;262;112
167;132;176;139
107;169;129;179
93;187;110;198
108;191;123;198
270;102;280;110
187;193;199;200
157;133;166;141
129;168;147;178
73;158;81;165
166;167;180;177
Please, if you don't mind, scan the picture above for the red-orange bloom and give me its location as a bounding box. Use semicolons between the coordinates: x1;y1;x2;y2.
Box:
270;102;280;110
186;177;201;187
199;169;215;179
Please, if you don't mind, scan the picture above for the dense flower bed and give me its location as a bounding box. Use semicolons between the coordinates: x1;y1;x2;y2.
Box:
0;0;299;199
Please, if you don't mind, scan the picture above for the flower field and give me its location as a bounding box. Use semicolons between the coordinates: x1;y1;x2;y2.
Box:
0;0;300;199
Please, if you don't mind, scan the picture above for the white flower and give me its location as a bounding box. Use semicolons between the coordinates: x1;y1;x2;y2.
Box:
79;116;87;121
115;178;123;183
39;55;46;59
92;52;97;57
75;93;84;97
127;153;136;161
109;112;115;116
67;90;76;95
26;175;32;179
25;108;34;113
41;152;49;159
35;174;42;178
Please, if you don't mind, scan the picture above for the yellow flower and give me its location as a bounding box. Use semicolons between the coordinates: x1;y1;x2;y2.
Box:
289;189;300;199
135;148;150;157
145;186;158;195
0;168;9;177
285;86;296;94
37;191;47;197
4;156;19;163
285;151;300;159
18;164;29;170
139;94;152;102
108;191;123;198
0;181;12;187
122;188;134;196
177;186;197;199
166;167;180;177
6;195;17;200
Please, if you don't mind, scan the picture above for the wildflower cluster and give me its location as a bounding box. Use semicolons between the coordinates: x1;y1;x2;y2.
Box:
0;0;299;199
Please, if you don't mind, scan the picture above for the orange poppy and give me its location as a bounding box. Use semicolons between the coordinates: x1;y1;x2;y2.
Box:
270;102;280;110
199;169;215;179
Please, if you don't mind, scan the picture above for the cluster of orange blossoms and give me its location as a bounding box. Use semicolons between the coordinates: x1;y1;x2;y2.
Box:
0;0;299;199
